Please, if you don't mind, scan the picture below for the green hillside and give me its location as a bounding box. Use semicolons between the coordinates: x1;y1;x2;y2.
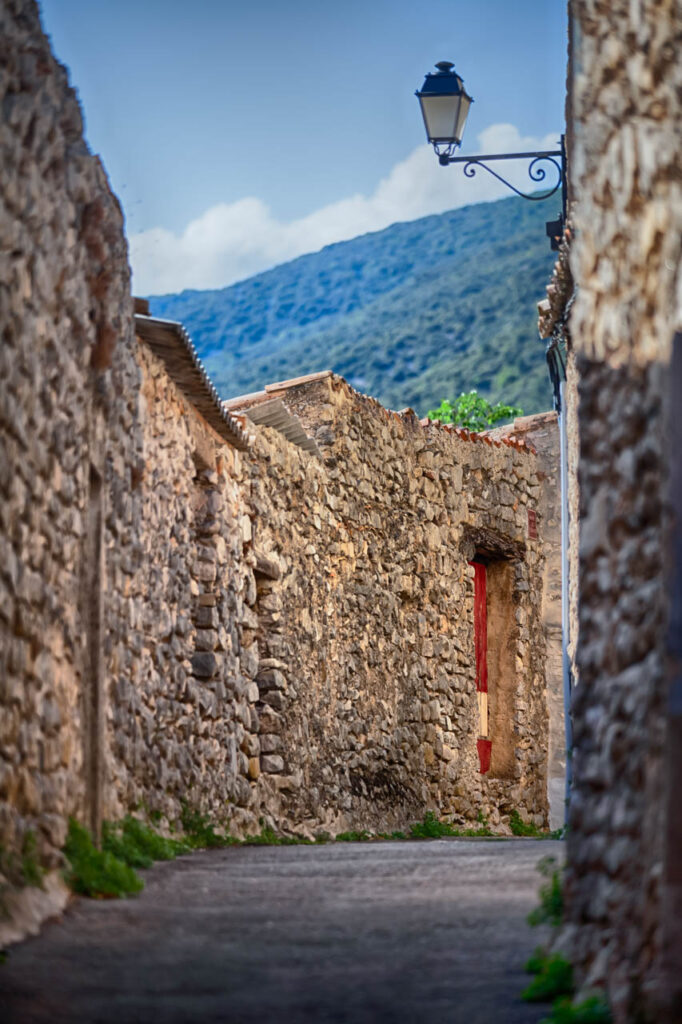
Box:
148;194;557;417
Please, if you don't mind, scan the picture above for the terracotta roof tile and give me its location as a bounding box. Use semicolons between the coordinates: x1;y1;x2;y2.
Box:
135;315;251;450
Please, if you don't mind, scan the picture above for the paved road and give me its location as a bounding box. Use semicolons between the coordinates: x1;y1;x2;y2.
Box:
0;838;562;1024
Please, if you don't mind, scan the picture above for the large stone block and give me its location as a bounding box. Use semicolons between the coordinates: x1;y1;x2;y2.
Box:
261;754;284;774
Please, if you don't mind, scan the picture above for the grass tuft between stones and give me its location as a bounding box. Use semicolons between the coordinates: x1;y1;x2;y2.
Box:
510;809;565;840
539;995;612;1023
522;951;573;1002
63;819;144;899
179;805;239;849
103;816;191;868
408;810;498;839
335;829;373;842
528;856;564;928
521;873;611;1022
243;824;312;846
0;830;45;892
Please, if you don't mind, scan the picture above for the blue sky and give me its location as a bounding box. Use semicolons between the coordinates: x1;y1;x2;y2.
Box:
39;0;567;294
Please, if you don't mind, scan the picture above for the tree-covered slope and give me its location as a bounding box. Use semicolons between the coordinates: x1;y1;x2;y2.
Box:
148;194;557;416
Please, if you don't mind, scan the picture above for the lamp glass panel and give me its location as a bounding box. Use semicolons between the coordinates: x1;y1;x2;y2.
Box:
419;93;463;143
455;95;471;144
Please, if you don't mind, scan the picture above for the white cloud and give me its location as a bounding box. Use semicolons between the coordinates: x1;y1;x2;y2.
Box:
131;124;561;295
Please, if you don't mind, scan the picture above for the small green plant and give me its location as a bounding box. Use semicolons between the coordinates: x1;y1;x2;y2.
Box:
509;809;565;840
243;824;311;846
180;804;238;848
0;949;8;965
314;831;332;844
427;391;523;432
528;856;564;927
103;816;190;868
19;831;44;888
408;812;457;838
102;821;151;869
408;812;497;839
0;831;45;891
459;824;498;837
525;946;549;975
335;830;373;842
63;819;143;899
510;809;544;837
522;953;573;1002
540;995;612;1024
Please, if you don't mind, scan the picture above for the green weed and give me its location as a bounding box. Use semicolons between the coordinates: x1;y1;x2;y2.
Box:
528;856;564;927
0;831;45;890
509;809;565;839
459;825;498;837
103;816;190;868
408;812;458;838
102;821;150;869
243;824;311;846
335;830;373;842
522;953;573;1002
525;946;549;975
408;812;497;839
19;831;44;888
510;809;544;837
63;819;143;899
180;805;238;849
540;995;612;1024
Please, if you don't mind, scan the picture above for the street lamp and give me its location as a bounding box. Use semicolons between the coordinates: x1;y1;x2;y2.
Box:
415;61;473;158
416;60;573;816
416;61;566;250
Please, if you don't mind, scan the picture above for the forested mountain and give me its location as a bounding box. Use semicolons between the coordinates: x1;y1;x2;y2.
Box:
148;194;558;416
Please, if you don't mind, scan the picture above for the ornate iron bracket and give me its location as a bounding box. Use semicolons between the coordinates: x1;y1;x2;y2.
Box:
438;135;567;249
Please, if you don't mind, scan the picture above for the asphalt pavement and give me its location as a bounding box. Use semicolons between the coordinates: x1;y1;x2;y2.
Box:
0;838;563;1024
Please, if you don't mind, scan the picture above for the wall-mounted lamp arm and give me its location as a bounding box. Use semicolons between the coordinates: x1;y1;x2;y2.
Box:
440;146;565;214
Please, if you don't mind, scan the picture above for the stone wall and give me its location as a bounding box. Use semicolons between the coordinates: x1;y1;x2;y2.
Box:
0;0;141;937
560;1;682;1019
489;412;564;829
236;376;551;834
106;343;259;831
103;365;555;840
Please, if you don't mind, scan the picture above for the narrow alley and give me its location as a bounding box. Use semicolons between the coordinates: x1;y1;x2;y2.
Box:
1;838;561;1023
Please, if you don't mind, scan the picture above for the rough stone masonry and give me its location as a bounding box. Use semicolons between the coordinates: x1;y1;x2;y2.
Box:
0;0;561;944
537;2;682;1021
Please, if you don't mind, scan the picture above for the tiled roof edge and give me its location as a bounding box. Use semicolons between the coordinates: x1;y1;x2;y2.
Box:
224;369;537;457
135;314;252;451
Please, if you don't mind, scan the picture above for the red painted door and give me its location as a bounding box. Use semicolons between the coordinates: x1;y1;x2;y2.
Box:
471;561;488;693
469;560;491;774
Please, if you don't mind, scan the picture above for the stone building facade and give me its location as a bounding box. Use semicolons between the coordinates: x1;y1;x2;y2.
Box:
98;346;558;843
223;375;554;837
0;0;561;944
539;2;682;1020
489;412;565;831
